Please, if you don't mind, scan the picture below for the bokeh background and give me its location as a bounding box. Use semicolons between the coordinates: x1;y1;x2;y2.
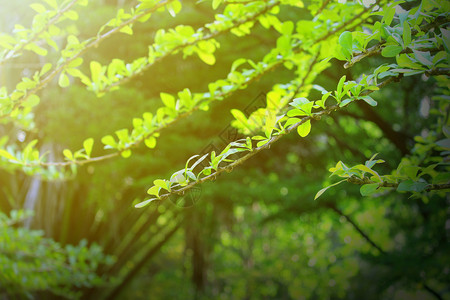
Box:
0;1;448;299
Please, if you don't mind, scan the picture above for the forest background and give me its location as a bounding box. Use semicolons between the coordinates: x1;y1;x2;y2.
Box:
0;0;449;299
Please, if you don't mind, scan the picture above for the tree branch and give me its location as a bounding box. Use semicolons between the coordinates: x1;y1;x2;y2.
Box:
347;176;450;192
2;0;176;119
0;0;79;65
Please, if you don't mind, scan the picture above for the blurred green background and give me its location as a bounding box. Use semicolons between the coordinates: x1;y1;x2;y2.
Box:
0;0;448;299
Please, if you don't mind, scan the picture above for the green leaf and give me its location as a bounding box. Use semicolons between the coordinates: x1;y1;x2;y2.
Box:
30;3;47;14
397;180;428;192
63;149;73;161
101;135;117;148
90;61;102;83
360;183;379;196
197;50;215;65
212;0;222;9
435;138;450;149
402;21;411;47
144;137;157;149
120;25;133;35
412;50;432;67
115;129;129;142
284;117;300;129
383;6;396;26
147;186;161;197
64;10;79;20
154;179;170;192
167;0;182;17
336;76;346;101
381;45;402;57
314;179;346;200
58;72;70;88
257;139;270;147
354;164;382;182
440;28;450;51
40;63;52;76
191;153;209;170
297;120;311;137
135;198;158;208
43;0;57;9
361;96;377;106
231;109;248;126
339;98;352;107
280;21;294;36
83;138;94;157
0;149;16;161
121;149;131;158
27;43;48;56
338;31;353;59
23;94;40;108
160;92;175;108
396;54;423;69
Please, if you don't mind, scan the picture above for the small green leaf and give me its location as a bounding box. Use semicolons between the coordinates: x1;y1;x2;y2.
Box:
336;76;346;101
257;139;270;147
314;179;346;200
412;50;433;67
135;198;159;208
27;43;47;56
147;186;161;197
354;164;382;182
160;92;175;108
339;98;352;107
361;96;377;106
338;31;353;59
120;25;133;35
0;149;16;161
284;117;301;129
435;138;450;149
30;3;47;13
197;50;215;65
360;183;379;196
40;63;52;76
402;21;411;47
64;10;78;20
167;0;182;17
101;135;116;148
63;149;73;161
383;6;396;26
397;180;428;192
154;179;170;192
212;0;222;9
144;137;157;149
381;45;402;57
83;138;94;157
24;94;40;108
121;149;131;158
58;72;70;87
90;61;102;83
440;28;450;51
297;120;311;137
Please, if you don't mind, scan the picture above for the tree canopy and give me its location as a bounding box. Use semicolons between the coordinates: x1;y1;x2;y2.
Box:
0;0;449;299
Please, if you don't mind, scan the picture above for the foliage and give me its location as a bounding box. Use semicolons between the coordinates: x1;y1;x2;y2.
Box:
0;210;114;299
0;0;448;299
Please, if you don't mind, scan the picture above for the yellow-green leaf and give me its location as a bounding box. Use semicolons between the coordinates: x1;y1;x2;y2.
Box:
297;120;311;137
83;138;94;157
0;149;17;161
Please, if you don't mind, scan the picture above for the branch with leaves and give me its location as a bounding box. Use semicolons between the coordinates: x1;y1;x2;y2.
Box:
0;0;83;64
0;0;371;177
136;71;392;207
0;0;179;122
